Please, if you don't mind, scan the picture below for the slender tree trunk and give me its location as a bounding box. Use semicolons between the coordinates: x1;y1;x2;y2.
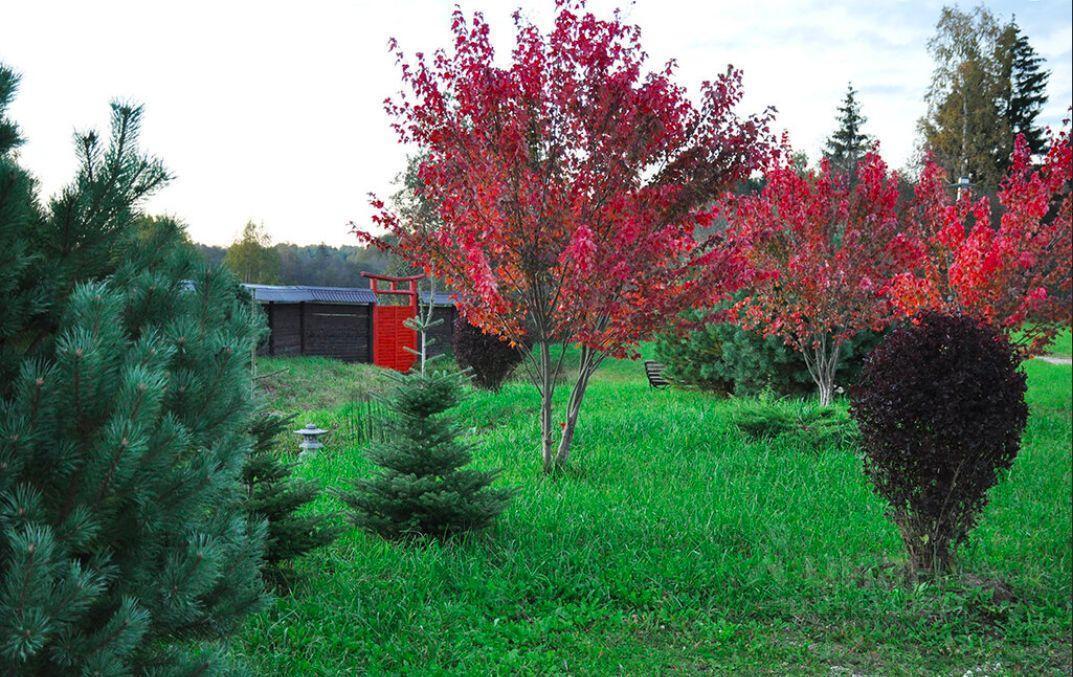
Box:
554;347;597;467
816;376;834;407
802;335;842;407
537;341;556;473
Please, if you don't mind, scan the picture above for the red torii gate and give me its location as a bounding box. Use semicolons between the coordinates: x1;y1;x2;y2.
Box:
361;271;424;372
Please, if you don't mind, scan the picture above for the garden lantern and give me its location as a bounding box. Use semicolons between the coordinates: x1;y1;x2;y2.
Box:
295;422;327;455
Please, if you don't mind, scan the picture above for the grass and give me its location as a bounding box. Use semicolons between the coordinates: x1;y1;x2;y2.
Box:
1047;327;1072;358
233;349;1072;674
255;356;392;412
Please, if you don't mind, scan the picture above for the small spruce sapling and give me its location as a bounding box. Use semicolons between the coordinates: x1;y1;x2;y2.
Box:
337;285;513;539
244;411;343;574
404;277;443;376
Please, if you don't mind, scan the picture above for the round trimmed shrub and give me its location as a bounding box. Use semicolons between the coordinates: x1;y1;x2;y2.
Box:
453;315;525;391
850;312;1028;574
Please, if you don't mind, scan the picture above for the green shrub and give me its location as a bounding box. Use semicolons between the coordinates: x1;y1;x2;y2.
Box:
656;309;881;397
244;412;343;574
732;397;859;450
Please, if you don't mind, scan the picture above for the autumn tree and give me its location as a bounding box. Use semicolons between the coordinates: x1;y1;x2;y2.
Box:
889;129;1072;354
224;220;281;283
358;1;773;472
724;151;910;406
918;4;1009;192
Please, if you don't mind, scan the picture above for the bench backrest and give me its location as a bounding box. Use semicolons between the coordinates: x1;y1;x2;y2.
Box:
644;360;670;388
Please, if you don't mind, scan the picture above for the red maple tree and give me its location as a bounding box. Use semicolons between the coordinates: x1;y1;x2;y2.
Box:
889;131;1072;355
724;150;911;405
358;1;773;472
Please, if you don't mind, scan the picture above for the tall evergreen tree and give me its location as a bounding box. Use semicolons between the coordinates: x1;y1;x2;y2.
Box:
0;65;267;673
0;67;40;388
824;83;873;174
998;19;1050;156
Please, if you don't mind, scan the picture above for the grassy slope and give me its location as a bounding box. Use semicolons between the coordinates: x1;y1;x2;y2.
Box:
234;351;1072;674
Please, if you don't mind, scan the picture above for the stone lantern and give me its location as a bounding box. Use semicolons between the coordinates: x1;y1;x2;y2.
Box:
295;423;327;456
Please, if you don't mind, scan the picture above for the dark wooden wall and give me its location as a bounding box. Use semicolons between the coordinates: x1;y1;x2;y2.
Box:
258;302;455;363
428;307;455;357
267;303;303;356
305;303;372;362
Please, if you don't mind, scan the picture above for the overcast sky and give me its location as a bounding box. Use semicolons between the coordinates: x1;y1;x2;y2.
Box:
2;0;1070;247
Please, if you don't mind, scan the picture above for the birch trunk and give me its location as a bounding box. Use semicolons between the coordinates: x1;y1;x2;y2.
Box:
802;335;841;407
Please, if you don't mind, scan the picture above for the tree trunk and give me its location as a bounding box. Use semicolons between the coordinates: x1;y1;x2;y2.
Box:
802;335;841;407
816;377;834;407
554;347;597;468
537;341;556;474
899;517;954;577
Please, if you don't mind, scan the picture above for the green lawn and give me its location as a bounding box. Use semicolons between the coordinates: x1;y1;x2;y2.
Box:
1047;328;1072;358
233;350;1072;674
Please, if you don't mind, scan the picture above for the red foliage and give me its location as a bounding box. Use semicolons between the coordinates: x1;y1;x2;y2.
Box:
722;150;910;403
358;1;774;360
889;131;1073;354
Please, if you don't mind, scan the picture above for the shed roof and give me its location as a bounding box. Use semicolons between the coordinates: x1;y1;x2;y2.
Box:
244;284;454;307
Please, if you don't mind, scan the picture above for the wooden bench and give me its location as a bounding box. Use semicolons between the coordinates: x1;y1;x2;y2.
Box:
644;360;670;388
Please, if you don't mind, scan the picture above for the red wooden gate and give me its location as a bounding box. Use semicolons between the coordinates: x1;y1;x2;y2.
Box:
362;272;423;372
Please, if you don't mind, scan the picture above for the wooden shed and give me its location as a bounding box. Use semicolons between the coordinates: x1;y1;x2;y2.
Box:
247;284;456;363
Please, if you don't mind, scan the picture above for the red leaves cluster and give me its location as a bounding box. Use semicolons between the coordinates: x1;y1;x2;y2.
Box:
361;0;1070;368
724;151;912;354
889;132;1072;354
360;0;774;358
724;129;1071;361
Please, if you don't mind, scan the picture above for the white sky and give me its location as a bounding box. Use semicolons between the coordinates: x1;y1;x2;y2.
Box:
2;0;1070;247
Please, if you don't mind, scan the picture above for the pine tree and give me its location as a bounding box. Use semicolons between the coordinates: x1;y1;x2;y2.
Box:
0;67;43;388
0;65;267;673
244;411;342;573
337;367;513;539
998;19;1050;156
824;83;873;174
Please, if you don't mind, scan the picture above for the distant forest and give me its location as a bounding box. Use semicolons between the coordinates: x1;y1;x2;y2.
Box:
197;242;398;288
